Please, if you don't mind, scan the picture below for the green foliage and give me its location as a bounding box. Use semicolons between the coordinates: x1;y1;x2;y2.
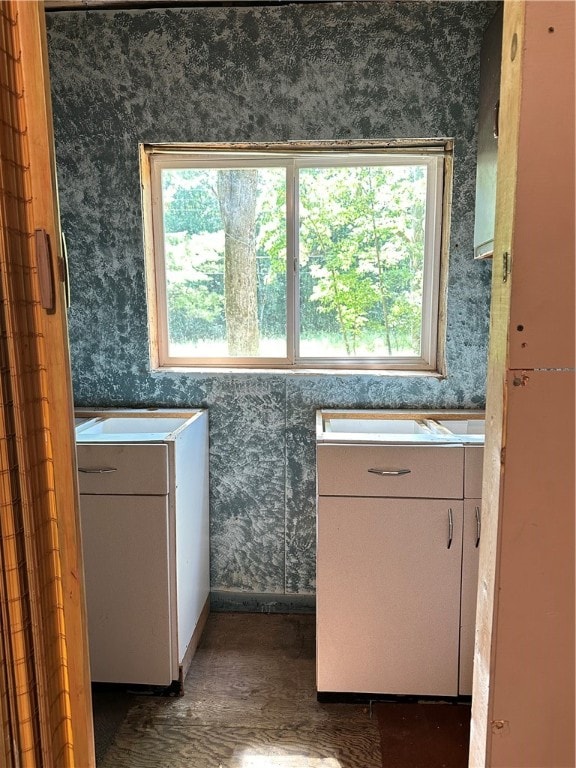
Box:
299;164;426;355
308;266;377;354
168;283;224;343
164;229;225;343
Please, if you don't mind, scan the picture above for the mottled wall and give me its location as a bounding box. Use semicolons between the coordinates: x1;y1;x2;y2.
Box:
46;2;495;598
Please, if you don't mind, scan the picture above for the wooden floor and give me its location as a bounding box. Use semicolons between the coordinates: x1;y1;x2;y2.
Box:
98;612;382;767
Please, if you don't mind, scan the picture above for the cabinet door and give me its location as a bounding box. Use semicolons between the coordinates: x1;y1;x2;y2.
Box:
80;494;173;685
459;500;481;695
317;496;463;696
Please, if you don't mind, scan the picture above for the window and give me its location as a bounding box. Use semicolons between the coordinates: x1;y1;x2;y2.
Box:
142;143;448;371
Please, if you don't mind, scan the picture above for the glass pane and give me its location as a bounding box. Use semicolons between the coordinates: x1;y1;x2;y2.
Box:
161;167;287;359
298;164;427;358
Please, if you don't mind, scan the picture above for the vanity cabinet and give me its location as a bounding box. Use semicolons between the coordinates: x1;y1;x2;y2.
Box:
75;409;209;691
317;442;465;697
316;410;484;698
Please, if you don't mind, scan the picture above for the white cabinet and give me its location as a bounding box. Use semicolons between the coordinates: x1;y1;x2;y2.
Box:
76;409;209;691
317;496;463;696
316;410;484;698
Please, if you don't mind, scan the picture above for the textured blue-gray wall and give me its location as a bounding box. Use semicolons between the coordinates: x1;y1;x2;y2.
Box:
46;2;495;596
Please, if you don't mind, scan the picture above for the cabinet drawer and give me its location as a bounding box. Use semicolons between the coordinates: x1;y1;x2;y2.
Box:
77;443;169;495
317;444;463;499
464;446;484;498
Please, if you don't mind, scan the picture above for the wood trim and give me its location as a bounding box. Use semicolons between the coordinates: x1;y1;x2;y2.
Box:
470;2;525;763
139;143;161;369
471;2;576;765
143;139;453;155
435;148;453;377
45;0;365;8
17;3;95;765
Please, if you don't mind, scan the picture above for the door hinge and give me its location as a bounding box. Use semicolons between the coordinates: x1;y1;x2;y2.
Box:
502;251;511;282
34;228;55;314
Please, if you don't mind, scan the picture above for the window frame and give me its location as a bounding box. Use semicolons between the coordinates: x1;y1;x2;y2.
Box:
141;141;451;373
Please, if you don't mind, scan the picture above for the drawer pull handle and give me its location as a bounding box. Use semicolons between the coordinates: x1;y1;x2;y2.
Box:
367;468;411;477
447;508;454;549
475;505;481;548
79;467;118;474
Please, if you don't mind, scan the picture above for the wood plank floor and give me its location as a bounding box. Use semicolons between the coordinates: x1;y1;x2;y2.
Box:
98;613;382;767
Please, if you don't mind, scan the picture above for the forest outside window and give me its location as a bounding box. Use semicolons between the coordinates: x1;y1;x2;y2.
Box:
142;144;448;371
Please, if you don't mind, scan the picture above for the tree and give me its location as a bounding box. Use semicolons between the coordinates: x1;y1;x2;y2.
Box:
216;170;260;356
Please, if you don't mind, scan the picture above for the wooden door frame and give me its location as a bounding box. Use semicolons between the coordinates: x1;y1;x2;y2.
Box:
470;2;575;765
17;3;95;765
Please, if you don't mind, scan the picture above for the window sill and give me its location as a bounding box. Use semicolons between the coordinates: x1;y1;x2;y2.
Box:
150;366;445;378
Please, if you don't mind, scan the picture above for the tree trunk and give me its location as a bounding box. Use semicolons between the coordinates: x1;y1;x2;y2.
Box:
217;170;259;356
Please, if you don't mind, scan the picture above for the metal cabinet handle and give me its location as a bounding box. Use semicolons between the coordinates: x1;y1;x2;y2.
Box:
447;508;453;549
475;505;481;548
78;467;118;474
367;468;411;476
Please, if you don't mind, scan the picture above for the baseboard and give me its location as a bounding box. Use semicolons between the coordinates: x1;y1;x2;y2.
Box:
210;591;316;614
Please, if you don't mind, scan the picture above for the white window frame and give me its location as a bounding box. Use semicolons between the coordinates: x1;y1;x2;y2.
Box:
141;142;450;372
